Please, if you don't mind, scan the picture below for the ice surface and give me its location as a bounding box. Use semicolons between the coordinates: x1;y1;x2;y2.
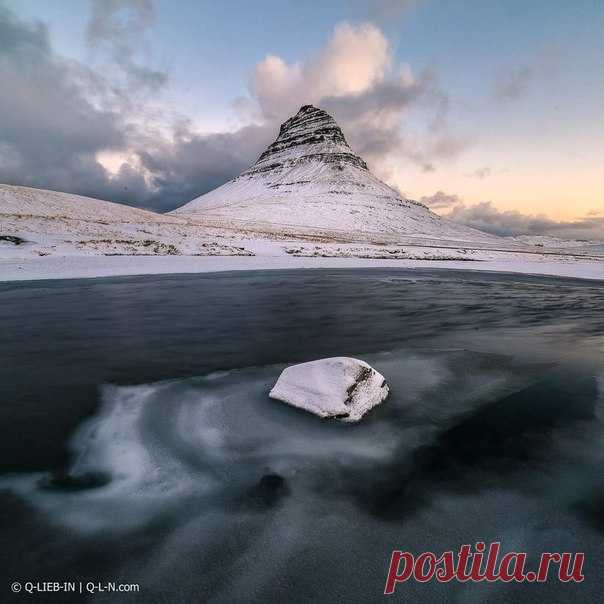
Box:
269;357;389;421
1;348;602;602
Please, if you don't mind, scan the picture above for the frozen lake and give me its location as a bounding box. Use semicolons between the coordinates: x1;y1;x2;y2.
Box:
1;269;603;602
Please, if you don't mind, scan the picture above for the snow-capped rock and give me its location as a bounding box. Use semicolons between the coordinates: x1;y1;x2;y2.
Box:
269;357;389;422
173;105;497;244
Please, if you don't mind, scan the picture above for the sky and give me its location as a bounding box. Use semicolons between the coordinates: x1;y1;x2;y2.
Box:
1;0;603;239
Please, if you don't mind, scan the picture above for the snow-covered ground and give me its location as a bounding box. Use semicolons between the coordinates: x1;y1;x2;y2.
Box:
0;183;256;259
509;234;604;250
2;253;603;282
1;184;603;282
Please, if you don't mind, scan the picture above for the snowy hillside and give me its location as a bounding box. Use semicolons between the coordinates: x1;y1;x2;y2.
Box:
0;184;174;223
173;105;497;244
0;184;252;258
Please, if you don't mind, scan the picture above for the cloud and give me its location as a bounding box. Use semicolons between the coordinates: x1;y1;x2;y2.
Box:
492;51;560;102
310;21;391;97
352;0;422;21
446;201;604;240
419;190;461;209
0;4;268;210
135;121;274;208
251;22;390;119
87;0;167;91
420;186;604;241
493;65;534;100
0;8;464;211
0;4;129;198
466;166;491;179
249;22;465;177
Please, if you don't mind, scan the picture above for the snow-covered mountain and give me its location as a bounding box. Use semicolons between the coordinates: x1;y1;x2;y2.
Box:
173;105;497;244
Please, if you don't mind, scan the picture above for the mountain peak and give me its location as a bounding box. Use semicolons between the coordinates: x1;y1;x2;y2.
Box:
175;105;494;245
278;104;336;136
247;104;368;175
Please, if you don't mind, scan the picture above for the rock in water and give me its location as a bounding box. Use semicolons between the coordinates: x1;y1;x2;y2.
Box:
269;357;389;422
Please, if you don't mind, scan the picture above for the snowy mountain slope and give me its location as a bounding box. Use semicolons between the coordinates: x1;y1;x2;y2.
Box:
0;184;176;223
173;105;498;244
0;184;253;258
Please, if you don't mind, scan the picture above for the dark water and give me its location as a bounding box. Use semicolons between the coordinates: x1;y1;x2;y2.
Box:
0;269;603;603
